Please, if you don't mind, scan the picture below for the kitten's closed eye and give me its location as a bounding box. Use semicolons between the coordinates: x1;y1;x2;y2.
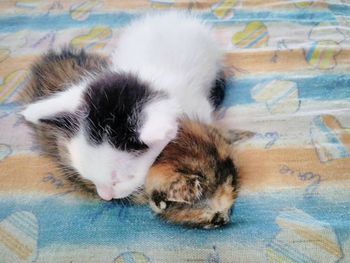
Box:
176;168;204;179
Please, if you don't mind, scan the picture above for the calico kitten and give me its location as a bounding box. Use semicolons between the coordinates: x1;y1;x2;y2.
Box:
21;12;225;199
145;119;252;228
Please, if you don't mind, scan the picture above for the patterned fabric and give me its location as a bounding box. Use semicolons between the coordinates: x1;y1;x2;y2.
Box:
0;1;350;262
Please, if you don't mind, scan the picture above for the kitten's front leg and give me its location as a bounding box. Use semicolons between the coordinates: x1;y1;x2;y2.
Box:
145;165;203;212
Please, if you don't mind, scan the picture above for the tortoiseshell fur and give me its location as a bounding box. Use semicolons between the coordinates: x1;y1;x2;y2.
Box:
145;119;243;228
20;48;109;103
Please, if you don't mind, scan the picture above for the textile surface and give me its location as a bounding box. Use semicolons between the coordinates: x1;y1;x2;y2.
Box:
0;0;350;262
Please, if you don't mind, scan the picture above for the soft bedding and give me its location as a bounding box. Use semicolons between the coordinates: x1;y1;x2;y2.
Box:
0;1;349;262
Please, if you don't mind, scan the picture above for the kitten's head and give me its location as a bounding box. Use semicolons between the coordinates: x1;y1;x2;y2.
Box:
145;119;254;228
22;72;180;200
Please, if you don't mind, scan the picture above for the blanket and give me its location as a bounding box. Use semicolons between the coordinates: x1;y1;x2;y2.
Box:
0;0;349;262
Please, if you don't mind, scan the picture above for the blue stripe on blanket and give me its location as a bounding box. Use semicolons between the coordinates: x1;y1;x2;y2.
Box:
0;190;348;248
328;4;350;16
223;74;350;107
0;10;336;33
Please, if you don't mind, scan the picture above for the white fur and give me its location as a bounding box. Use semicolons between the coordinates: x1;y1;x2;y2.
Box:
112;12;223;124
21;84;85;124
139;98;180;145
67;129;171;199
22;12;223;200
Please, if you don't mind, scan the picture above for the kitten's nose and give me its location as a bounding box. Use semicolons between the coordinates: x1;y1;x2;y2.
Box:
96;184;113;201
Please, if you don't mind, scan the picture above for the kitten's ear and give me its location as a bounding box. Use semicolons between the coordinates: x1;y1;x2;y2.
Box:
223;129;256;145
139;99;180;145
21;85;84;125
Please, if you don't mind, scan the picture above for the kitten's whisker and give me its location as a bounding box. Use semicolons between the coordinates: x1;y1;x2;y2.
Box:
167;198;191;204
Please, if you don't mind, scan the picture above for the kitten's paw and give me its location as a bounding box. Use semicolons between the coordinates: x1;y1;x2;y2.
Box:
111;176;144;199
150;190;168;213
168;175;202;203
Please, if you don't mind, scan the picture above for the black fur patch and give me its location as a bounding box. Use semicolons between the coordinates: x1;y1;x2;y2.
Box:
215;158;238;187
151;190;168;208
211;212;227;227
209;71;226;109
84;72;162;152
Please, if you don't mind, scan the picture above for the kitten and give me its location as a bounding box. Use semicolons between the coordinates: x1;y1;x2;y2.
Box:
145;119;245;228
21;12;225;200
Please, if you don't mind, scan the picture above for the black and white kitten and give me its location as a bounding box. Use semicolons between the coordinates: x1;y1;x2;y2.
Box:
21;12;225;200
